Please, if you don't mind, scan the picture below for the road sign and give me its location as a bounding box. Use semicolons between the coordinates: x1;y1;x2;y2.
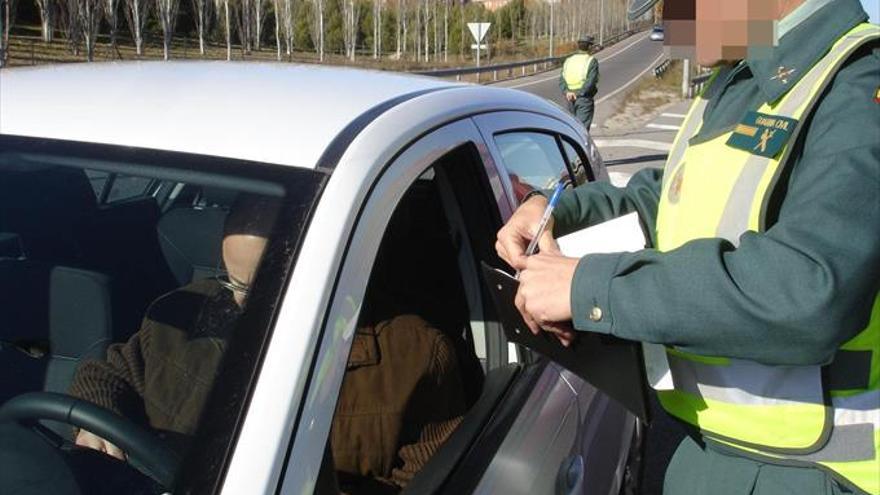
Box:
467;22;491;43
470;44;488;50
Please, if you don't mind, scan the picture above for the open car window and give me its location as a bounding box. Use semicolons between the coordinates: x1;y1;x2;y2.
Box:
0;136;324;494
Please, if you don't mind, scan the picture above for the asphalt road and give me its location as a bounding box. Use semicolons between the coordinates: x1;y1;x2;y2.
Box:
502;33;689;495
495;32;665;130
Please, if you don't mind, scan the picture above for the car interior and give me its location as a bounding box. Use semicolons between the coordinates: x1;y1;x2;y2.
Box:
0;151;311;493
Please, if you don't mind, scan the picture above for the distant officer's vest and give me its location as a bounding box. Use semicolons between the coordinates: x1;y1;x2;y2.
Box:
655;23;880;495
562;53;596;91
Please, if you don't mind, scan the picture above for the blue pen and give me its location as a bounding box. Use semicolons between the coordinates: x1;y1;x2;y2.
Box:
516;179;567;277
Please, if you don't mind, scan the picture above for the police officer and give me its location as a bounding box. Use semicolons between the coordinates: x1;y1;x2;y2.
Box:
497;0;879;494
560;36;599;131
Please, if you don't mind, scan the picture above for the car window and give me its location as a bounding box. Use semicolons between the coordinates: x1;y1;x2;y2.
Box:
0;136;324;494
494;132;572;202
560;139;591;185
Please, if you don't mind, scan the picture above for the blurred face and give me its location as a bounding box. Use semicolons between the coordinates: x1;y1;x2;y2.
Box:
222;234;268;306
663;0;802;66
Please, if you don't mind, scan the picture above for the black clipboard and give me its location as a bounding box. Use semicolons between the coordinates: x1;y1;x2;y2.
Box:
481;262;650;422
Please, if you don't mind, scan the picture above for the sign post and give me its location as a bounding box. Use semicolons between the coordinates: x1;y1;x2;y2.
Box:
467;22;491;82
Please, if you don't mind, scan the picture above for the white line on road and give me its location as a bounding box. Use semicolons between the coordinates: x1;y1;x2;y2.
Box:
646;123;681;131
593;139;671;152
595;52;666;105
507;32;651;89
661;112;686;118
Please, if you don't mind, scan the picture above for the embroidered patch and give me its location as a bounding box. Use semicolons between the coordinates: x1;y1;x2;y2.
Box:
726;111;799;158
668;163;685;205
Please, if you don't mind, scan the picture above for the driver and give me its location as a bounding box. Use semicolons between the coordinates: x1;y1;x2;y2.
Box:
68;194;466;491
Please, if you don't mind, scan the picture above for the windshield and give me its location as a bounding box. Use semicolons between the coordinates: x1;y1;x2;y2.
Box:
0;135;324;494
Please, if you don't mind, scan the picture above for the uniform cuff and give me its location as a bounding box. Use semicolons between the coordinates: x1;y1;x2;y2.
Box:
570;252;623;334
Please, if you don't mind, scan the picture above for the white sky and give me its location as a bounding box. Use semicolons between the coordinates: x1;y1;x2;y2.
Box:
861;0;879;23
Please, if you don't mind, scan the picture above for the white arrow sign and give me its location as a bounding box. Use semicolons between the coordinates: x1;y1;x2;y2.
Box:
467;22;491;43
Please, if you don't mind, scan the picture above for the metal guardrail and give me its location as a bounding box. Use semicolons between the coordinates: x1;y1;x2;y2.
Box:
653;58;671;77
689;71;712;97
413;25;649;83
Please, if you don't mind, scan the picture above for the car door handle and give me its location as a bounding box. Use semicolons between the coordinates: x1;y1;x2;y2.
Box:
556;454;585;495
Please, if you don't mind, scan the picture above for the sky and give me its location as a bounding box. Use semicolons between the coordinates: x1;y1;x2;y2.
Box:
862;0;879;23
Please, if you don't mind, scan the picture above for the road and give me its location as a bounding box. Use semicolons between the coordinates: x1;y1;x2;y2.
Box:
500;33;689;495
495;32;665;131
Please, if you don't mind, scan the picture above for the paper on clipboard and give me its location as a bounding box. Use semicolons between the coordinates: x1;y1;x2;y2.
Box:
556;212;674;391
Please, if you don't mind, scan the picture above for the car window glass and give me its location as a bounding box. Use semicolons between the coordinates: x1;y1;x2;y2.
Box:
494;132;571;202
106;175;154;203
0;137;323;494
560;139;590;185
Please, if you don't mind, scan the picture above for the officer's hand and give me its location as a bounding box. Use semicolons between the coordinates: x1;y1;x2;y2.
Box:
495;195;561;271
75;429;126;461
566;92;577;102
515;252;578;345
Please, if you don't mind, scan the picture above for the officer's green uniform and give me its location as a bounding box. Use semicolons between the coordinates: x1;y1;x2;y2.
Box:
560;50;599;130
549;0;880;493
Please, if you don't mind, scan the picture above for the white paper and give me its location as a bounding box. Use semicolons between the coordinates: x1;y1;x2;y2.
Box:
556;212;674;391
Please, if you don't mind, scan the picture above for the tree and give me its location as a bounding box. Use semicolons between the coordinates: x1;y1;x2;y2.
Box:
156;0;179;60
309;0;323;60
213;0;231;59
34;0;53;42
254;0;266;50
236;0;253;52
104;0;119;50
58;0;81;55
75;0;103;61
124;0;150;55
0;0;16;67
340;0;358;60
191;0;211;55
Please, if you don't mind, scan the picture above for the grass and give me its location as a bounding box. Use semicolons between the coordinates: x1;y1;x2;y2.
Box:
601;59;685;132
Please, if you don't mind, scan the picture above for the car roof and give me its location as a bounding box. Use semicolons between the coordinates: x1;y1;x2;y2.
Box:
0;62;465;169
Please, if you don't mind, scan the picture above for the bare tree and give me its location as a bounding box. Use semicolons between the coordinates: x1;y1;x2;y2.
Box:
309;0;323;61
0;0;16;67
35;0;53;42
282;0;293;56
104;0;118;49
341;0;358;61
75;0;102;61
442;0;447;62
156;0;179;60
272;0;292;59
191;0;211;55
124;0;150;55
213;0;231;59
254;0;265;50
234;0;253;53
58;0;81;55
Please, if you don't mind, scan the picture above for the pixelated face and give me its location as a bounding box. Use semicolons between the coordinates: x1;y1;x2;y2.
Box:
664;0;788;66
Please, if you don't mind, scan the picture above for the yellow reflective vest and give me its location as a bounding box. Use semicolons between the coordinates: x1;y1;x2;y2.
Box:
654;23;880;495
562;52;596;91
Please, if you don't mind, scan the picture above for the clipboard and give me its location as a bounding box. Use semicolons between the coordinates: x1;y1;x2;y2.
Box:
481;262;650;422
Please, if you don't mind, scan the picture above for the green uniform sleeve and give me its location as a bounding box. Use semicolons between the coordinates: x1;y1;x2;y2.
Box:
578;58;599;97
568;55;880;366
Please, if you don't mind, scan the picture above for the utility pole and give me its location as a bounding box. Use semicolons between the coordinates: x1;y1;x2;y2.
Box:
549;0;554;58
599;0;605;46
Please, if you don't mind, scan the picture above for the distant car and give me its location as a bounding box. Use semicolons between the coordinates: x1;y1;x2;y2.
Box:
649;25;665;41
0;63;641;495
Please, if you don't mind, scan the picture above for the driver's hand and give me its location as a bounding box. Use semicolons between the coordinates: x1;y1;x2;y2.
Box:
75;429;126;461
495;195;561;271
566;92;577;102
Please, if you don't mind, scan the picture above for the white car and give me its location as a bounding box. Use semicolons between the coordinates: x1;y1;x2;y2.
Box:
0;63;641;495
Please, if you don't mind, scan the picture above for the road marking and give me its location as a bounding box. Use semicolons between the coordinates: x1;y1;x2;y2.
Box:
507;32;651;89
609;171;634;187
661;112;686;118
595;51;666;105
646;123;681;131
593;139;671;152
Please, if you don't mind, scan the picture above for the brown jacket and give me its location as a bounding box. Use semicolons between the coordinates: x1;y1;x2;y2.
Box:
69;281;466;489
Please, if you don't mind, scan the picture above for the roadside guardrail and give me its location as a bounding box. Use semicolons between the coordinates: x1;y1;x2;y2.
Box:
414;25;649;83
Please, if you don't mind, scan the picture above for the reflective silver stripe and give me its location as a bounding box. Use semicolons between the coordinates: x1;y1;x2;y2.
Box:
785;390;880;463
662;98;707;192
667;352;824;406
716;28;880;243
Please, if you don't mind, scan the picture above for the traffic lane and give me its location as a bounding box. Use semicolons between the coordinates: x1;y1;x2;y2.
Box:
498;33;663;122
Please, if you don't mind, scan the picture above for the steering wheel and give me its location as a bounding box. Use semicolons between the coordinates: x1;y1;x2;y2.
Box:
0;391;181;488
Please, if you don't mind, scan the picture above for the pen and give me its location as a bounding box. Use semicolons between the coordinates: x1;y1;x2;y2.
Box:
516;178;567;277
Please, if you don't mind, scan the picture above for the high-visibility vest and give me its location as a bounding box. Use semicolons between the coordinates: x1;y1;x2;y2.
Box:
562;53;596;91
654;23;880;495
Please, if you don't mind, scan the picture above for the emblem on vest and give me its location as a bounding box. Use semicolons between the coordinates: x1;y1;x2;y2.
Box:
668;163;685;204
726;111;799;158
